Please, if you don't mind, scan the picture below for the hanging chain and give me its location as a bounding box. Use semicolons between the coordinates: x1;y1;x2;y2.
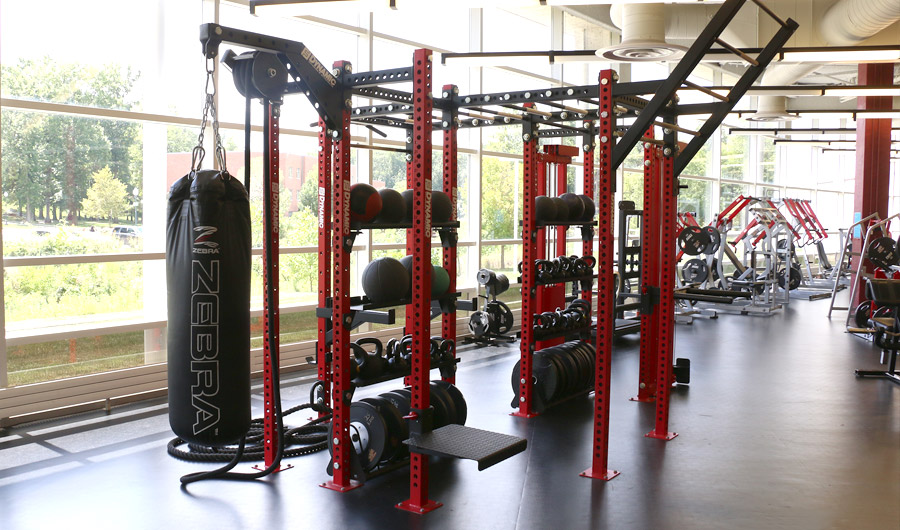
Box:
192;57;228;174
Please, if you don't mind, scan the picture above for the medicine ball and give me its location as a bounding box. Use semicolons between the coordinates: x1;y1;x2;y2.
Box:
401;190;414;221
350;183;382;222
432;265;451;297
432;191;453;223
551;197;569;222
362;257;409;303
535;195;557;223
578;194;595;221
559;193;584;221
375;188;406;223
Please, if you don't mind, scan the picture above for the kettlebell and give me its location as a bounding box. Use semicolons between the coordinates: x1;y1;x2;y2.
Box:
355;337;386;379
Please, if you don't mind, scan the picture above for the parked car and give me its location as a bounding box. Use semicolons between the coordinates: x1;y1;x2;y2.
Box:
112;226;141;243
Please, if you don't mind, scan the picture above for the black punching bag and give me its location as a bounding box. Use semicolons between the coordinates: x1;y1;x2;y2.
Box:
167;169;251;446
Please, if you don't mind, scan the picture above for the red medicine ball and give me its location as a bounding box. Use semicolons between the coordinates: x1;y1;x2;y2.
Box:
350;183;383;222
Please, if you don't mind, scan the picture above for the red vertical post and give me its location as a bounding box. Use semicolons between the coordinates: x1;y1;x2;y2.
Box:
441;85;458;384
397;49;440;515
582;134;594;311
261;100;281;468
634;129;658;403
514;128;539;418
646;130;677;442
321;61;360;492
851;63;894;306
316;117;332;418
581;69;618;480
535;158;548;332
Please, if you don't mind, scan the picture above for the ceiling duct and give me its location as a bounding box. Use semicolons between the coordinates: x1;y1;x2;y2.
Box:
598;3;687;62
750;0;900;122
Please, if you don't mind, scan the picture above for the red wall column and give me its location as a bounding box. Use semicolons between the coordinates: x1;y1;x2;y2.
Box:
851;63;894;306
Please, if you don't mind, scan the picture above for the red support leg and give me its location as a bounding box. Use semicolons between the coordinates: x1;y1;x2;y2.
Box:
261;100;281;468
581;133;594;311
316;117;332;418
321;61;361;492
441;90;458;384
647;140;677;442
513;133;540;419
851;63;894;307
634;129;658;403
397;48;441;515
581;69;619;480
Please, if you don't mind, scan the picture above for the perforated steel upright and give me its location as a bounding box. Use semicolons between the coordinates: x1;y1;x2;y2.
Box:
581;126;595;311
635;129;659;404
440;84;459;384
316;117;332;418
261;100;281;467
581;69;618;480
514;132;539;418
397;48;440;514
321;60;359;492
646;125;678;442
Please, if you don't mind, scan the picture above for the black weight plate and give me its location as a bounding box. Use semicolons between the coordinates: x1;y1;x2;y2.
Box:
360;396;404;464
703;226;721;254
854;301;872;329
565;342;587;392
543;348;568;398
348;401;387;472
578;343;595;390
575;342;595;390
546;354;566;402
789;266;802;290
565;342;588;391
677;226;709;256
496;301;515;334
868;236;899;270
681;258;709;284
536;351;561;403
510;359;524;401
433;380;468;426
873;306;894;319
776;266;803;291
555;346;578;397
381;390;411;417
378;393;410;459
427;382;453;428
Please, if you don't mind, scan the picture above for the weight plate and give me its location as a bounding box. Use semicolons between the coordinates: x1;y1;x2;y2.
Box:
360;396;404;464
854;301;872;329
347;401;388;472
703;226;721;255
433;380;468;426
873;306;894;320
555;345;579;397
681;258;709;284
379;391;411;460
868;236;899;270
496;301;515;334
428;382;454;428
677;226;709;256
565;342;588;392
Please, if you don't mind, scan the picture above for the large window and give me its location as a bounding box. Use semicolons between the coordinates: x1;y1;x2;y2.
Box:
0;1;877;419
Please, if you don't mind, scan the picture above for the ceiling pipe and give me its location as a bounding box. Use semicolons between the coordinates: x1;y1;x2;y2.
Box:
752;0;900;122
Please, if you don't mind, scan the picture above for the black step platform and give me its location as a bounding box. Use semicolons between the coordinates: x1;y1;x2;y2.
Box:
404;424;527;471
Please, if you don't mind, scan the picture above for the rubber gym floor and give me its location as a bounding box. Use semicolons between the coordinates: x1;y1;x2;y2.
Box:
1;295;898;530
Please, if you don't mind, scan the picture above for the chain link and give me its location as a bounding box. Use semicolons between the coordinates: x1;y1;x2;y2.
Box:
192;57;228;174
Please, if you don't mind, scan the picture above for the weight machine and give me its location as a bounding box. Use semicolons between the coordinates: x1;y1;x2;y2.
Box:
198;25;526;514
187;0;796;508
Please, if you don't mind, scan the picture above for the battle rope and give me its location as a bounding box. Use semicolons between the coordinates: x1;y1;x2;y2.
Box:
167;402;331;464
